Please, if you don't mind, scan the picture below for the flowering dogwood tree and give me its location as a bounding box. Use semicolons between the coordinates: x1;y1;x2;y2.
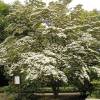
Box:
0;0;100;95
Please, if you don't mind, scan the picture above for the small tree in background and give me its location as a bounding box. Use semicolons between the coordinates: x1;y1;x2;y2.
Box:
0;0;10;43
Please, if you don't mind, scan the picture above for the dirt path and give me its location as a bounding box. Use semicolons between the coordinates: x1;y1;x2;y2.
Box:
86;98;100;100
0;93;8;100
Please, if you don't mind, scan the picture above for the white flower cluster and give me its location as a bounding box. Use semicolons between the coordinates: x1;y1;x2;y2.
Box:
15;36;35;47
20;52;56;65
75;67;90;84
79;33;96;45
0;58;7;64
0;47;7;57
8;52;67;82
81;67;90;80
92;67;100;77
0;44;7;64
57;32;66;38
43;49;56;56
43;26;66;38
66;41;85;53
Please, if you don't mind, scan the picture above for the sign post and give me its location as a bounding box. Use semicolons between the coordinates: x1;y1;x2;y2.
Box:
14;75;21;99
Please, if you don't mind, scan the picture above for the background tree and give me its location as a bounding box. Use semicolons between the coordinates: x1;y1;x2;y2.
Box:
0;0;10;43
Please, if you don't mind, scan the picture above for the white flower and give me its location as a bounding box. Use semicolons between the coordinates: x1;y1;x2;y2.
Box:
15;36;35;46
57;32;66;38
41;23;49;28
92;67;100;77
82;67;90;80
43;50;56;56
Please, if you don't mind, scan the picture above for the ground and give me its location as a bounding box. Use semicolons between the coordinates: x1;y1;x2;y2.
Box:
0;93;100;100
0;93;8;100
86;98;100;100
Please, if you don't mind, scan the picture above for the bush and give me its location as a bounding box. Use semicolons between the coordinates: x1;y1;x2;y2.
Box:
90;80;100;98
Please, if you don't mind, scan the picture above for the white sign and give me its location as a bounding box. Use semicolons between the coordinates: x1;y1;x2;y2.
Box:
14;76;20;85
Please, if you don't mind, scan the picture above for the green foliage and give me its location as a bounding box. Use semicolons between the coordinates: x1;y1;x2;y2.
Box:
0;0;9;15
89;80;100;98
0;0;10;43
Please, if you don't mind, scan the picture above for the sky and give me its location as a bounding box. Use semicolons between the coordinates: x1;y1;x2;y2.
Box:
3;0;100;11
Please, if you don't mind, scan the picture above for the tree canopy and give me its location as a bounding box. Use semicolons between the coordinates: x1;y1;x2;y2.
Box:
0;0;100;94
